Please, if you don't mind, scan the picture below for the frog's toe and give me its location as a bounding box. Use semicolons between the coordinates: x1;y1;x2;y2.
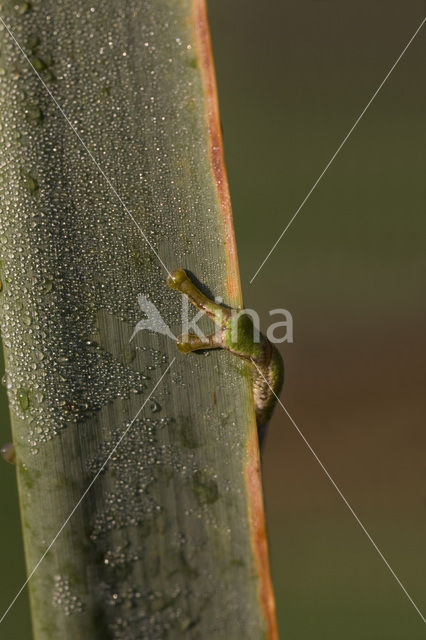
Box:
166;269;188;291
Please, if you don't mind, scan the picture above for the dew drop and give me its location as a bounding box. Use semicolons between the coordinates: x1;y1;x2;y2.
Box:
17;388;29;411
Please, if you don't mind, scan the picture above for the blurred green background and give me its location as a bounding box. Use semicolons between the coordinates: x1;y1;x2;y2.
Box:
1;1;425;638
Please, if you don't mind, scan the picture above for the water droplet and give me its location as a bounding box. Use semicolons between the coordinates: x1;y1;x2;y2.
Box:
25;105;44;125
15;1;30;15
149;398;161;413
20;171;39;195
1;442;16;465
17;388;29;411
29;56;47;72
52;575;84;616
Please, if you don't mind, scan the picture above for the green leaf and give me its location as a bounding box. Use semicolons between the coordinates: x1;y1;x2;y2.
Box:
0;1;277;638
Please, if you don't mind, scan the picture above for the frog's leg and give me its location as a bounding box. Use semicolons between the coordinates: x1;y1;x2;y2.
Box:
176;332;221;353
167;269;231;328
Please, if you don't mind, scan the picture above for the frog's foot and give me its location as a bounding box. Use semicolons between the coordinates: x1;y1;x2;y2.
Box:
176;332;221;353
167;269;231;327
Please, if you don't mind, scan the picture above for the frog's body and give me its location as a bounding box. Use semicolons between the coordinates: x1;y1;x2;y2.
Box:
167;269;284;447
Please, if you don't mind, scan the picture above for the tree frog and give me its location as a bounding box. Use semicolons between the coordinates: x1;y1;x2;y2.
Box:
167;269;284;446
